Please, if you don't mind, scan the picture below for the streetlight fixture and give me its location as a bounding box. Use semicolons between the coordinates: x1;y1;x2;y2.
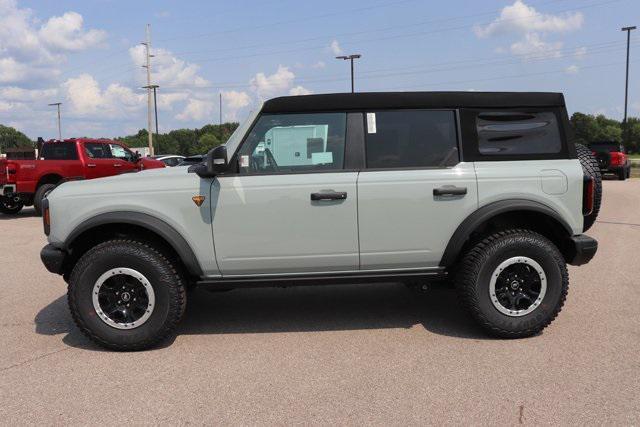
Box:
621;26;636;148
336;54;362;93
48;102;62;140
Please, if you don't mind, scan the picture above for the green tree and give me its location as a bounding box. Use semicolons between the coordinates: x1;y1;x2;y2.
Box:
0;124;32;153
196;133;221;154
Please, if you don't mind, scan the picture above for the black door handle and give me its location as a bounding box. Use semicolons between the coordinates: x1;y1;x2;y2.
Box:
311;191;347;201
433;186;467;196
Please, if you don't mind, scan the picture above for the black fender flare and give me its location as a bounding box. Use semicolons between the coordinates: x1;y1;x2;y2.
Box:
63;211;203;277
439;199;573;267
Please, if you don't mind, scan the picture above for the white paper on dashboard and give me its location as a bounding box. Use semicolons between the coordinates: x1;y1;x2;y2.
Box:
366;112;377;134
311;152;333;165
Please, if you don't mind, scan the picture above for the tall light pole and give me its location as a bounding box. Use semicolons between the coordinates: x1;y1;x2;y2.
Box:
621;26;636;148
336;54;361;93
48;102;62;140
141;24;155;156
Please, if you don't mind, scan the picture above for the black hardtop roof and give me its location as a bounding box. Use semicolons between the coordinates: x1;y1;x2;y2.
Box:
262;91;566;113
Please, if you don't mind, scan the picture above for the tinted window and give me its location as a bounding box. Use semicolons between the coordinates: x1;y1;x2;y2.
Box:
84;143;112;159
477;111;561;155
40;142;78;160
365;110;458;169
238;113;346;173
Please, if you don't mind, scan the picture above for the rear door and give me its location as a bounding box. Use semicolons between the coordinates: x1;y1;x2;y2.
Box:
357;109;478;269
211;112;359;275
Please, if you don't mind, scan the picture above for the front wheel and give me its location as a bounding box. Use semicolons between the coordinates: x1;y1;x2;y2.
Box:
0;196;24;215
33;183;56;216
455;229;568;338
68;240;187;351
618;168;627;181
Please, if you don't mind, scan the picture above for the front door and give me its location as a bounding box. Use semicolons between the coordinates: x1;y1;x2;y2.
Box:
83;142;119;179
211;112;359;276
357;109;479;269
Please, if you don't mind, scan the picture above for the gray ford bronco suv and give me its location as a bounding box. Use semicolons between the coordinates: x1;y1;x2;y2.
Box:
40;92;600;350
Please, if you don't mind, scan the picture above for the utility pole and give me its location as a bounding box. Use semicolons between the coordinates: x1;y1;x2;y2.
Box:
219;92;222;125
48;102;62;140
621;26;636;148
141;24;155;156
143;84;160;138
336;54;362;93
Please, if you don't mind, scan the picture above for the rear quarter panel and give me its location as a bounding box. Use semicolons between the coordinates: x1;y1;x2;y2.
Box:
474;159;584;235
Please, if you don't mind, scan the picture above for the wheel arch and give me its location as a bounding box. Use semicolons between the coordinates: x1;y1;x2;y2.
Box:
62;211;203;278
37;173;64;189
440;200;574;268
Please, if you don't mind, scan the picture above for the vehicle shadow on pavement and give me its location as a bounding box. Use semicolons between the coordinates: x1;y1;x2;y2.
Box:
35;283;492;352
0;208;39;220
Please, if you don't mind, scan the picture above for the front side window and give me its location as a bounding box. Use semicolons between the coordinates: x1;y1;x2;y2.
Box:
476;111;561;155
41;142;78;160
365;110;459;169
237;112;346;174
109;144;135;162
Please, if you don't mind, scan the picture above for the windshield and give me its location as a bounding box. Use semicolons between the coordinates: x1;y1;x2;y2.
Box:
224;106;261;158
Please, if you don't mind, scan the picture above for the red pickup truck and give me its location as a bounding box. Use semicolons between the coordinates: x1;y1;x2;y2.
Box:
0;138;164;215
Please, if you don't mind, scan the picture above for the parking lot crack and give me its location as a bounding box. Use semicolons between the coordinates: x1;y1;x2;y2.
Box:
0;347;70;373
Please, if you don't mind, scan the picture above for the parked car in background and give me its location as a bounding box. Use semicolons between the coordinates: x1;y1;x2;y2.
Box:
0;138;165;216
177;154;205;166
151;155;185;167
589;141;631;180
40;92;600;350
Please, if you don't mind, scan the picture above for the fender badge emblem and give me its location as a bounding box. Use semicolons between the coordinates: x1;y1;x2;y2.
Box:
192;195;205;207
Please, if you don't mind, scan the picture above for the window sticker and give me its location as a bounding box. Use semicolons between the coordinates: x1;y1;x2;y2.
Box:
311;152;333;165
366;112;377;134
239;155;249;167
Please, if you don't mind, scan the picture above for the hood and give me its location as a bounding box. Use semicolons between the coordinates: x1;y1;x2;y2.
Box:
50;165;199;199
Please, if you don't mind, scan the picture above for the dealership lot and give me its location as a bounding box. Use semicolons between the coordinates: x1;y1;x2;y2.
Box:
1;180;639;424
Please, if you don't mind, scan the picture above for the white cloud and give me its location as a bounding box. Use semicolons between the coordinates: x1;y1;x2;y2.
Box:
312;61;326;69
39;12;106;51
0;86;58;101
565;64;579;74
574;46;588;60
250;65;296;99
61;73;145;118
176;99;214;122
474;0;583;38
289;86;312;96
129;45;210;88
220;90;251;121
329;40;343;56
510;33;562;59
0;0;106;84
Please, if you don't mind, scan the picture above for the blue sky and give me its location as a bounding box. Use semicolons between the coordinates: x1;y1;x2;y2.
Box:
1;0;639;139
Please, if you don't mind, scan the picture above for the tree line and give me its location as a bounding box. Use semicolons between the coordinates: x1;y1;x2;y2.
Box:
2;113;640;155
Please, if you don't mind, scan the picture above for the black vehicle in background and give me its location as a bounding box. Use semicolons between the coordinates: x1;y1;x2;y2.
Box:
589;141;631;181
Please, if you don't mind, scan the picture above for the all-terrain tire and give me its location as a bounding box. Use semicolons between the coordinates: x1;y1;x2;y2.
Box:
576;144;602;231
0;196;23;215
68;239;187;351
455;229;569;338
33;183;56;216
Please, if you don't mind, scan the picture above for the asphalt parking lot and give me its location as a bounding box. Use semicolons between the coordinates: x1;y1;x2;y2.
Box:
1;180;639;424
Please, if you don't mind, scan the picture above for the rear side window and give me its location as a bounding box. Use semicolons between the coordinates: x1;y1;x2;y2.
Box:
365;110;459;169
40;142;78;160
476;111;561;155
84;143;112;159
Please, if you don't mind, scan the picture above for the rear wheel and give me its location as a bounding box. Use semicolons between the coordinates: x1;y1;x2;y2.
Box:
576;144;602;231
0;196;23;215
618;168;627;181
33;183;56;216
455;229;568;338
68;240;187;351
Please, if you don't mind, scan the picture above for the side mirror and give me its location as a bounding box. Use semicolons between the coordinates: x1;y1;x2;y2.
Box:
195;145;228;178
